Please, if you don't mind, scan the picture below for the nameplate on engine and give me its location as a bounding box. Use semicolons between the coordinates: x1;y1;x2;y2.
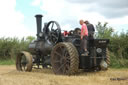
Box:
99;41;107;43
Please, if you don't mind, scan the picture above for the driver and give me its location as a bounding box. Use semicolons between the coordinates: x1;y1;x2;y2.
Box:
79;20;89;56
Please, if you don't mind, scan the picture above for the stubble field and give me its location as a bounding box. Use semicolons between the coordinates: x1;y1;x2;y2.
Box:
0;65;128;85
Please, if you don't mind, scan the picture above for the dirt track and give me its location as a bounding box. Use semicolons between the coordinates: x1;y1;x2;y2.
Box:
0;65;128;85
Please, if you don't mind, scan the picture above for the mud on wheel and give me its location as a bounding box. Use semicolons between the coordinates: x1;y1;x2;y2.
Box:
51;42;79;75
16;51;33;72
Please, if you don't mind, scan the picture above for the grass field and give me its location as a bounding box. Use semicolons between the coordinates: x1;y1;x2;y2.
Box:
0;60;15;65
0;65;128;85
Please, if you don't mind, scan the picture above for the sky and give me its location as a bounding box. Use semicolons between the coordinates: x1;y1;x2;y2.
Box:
0;0;128;38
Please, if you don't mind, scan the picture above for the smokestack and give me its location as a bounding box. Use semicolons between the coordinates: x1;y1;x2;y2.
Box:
35;15;43;39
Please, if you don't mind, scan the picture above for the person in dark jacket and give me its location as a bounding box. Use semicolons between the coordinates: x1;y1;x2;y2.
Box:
84;21;95;39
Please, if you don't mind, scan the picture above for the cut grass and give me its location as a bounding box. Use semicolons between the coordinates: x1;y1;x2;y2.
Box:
0;66;128;85
0;59;15;65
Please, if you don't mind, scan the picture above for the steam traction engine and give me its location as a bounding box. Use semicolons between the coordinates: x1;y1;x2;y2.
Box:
16;15;110;75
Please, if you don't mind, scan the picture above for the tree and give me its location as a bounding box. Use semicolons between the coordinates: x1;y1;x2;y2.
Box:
26;36;35;43
96;22;114;39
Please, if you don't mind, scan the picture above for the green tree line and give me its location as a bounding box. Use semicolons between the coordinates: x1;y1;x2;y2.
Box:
0;36;35;60
0;22;128;68
96;22;128;68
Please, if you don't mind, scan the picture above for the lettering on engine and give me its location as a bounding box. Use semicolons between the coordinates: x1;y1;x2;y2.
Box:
99;41;106;43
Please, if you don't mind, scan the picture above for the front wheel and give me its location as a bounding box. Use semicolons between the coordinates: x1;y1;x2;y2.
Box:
16;51;33;72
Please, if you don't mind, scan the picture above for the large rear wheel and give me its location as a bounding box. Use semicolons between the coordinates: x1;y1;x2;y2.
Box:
16;51;33;72
51;42;79;75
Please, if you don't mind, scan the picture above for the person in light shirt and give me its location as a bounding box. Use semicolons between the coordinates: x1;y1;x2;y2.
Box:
79;20;89;56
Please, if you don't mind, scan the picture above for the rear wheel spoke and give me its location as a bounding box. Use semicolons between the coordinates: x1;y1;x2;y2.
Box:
56;62;66;74
53;60;60;63
62;65;66;74
54;51;62;57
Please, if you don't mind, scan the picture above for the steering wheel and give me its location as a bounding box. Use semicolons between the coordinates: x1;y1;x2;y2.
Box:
45;21;61;44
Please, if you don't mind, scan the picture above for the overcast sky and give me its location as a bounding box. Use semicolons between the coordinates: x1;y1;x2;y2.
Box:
0;0;128;38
